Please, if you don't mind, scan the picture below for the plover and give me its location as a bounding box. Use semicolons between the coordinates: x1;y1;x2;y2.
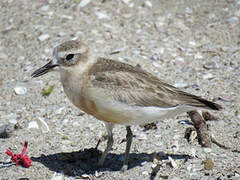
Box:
32;40;222;170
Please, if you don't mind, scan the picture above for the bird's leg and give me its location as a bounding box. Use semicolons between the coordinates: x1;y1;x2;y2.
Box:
121;126;133;172
98;122;114;167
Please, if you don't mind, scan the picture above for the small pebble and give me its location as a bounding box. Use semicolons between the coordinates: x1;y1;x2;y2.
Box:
28;121;39;129
168;156;178;169
187;165;192;171
204;157;214;170
203;62;218;70
36;117;50;133
175;57;185;63
233;131;240;138
208;13;215;19
0;52;7;59
95;11;110;19
152;61;161;68
144;1;152;7
78;0;91;7
62;135;69;140
95;171;103;178
155;47;165;54
151;54;158;61
174;82;188;88
55;107;65;114
142;171;149;175
235;10;240;17
62;119;69;124
203;147;212;153
189;130;197;143
194;52;203;59
57;32;66;37
38;34;50;42
189;40;197;46
62;140;72;145
14;85;27;95
136;132;147;140
39;5;49;11
173;134;181;140
9;119;17;124
122;0;131;5
0;124;16;138
185;7;192;14
227;17;238;23
51;172;64;180
61;15;73;20
141;161;147;166
203;73;214;80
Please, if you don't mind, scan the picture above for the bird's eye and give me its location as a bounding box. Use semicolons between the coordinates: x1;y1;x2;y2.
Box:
66;54;74;60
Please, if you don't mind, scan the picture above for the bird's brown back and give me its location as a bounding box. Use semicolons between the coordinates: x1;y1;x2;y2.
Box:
88;58;222;110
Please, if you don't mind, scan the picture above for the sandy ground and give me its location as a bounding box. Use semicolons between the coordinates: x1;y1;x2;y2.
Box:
0;0;240;179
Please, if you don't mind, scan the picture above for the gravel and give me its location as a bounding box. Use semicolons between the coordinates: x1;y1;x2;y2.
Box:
0;0;240;179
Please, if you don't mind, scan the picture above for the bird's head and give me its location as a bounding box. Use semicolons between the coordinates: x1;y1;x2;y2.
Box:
32;40;89;78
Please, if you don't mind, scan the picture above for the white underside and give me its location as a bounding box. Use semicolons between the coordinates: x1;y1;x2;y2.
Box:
120;105;194;125
88;88;195;125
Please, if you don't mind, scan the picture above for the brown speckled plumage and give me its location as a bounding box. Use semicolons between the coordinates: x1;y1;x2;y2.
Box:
88;58;222;110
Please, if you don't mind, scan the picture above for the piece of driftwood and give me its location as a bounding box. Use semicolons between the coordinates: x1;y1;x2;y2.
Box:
187;111;212;147
187;111;240;152
202;111;219;121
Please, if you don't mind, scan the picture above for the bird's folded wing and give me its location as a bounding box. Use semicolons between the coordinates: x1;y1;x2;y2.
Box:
88;58;222;110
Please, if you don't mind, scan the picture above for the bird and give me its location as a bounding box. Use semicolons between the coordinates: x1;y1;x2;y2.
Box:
31;40;222;171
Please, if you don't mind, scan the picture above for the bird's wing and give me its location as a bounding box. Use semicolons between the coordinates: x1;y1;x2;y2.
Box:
88;58;222;110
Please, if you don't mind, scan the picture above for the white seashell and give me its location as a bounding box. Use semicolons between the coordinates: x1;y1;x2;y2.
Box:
194;52;203;59
36;117;50;133
55;107;65;114
208;13;215;19
142;171;148;175
58;32;66;37
174;82;188;88
0;52;7;59
78;0;91;7
122;0;131;4
28;121;39;129
9;119;17;124
203;147;212;153
95;11;110;19
61;15;73;20
39;5;49;11
175;57;185;63
136;132;147;140
14;85;27;95
189;40;196;46
38;34;50;41
144;1;152;7
203;73;214;80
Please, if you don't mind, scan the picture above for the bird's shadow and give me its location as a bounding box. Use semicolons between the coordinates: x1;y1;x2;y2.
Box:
31;148;191;177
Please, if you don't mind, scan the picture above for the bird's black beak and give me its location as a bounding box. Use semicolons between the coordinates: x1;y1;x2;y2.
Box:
31;60;59;78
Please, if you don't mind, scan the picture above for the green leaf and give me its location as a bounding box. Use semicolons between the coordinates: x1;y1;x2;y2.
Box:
42;85;55;96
